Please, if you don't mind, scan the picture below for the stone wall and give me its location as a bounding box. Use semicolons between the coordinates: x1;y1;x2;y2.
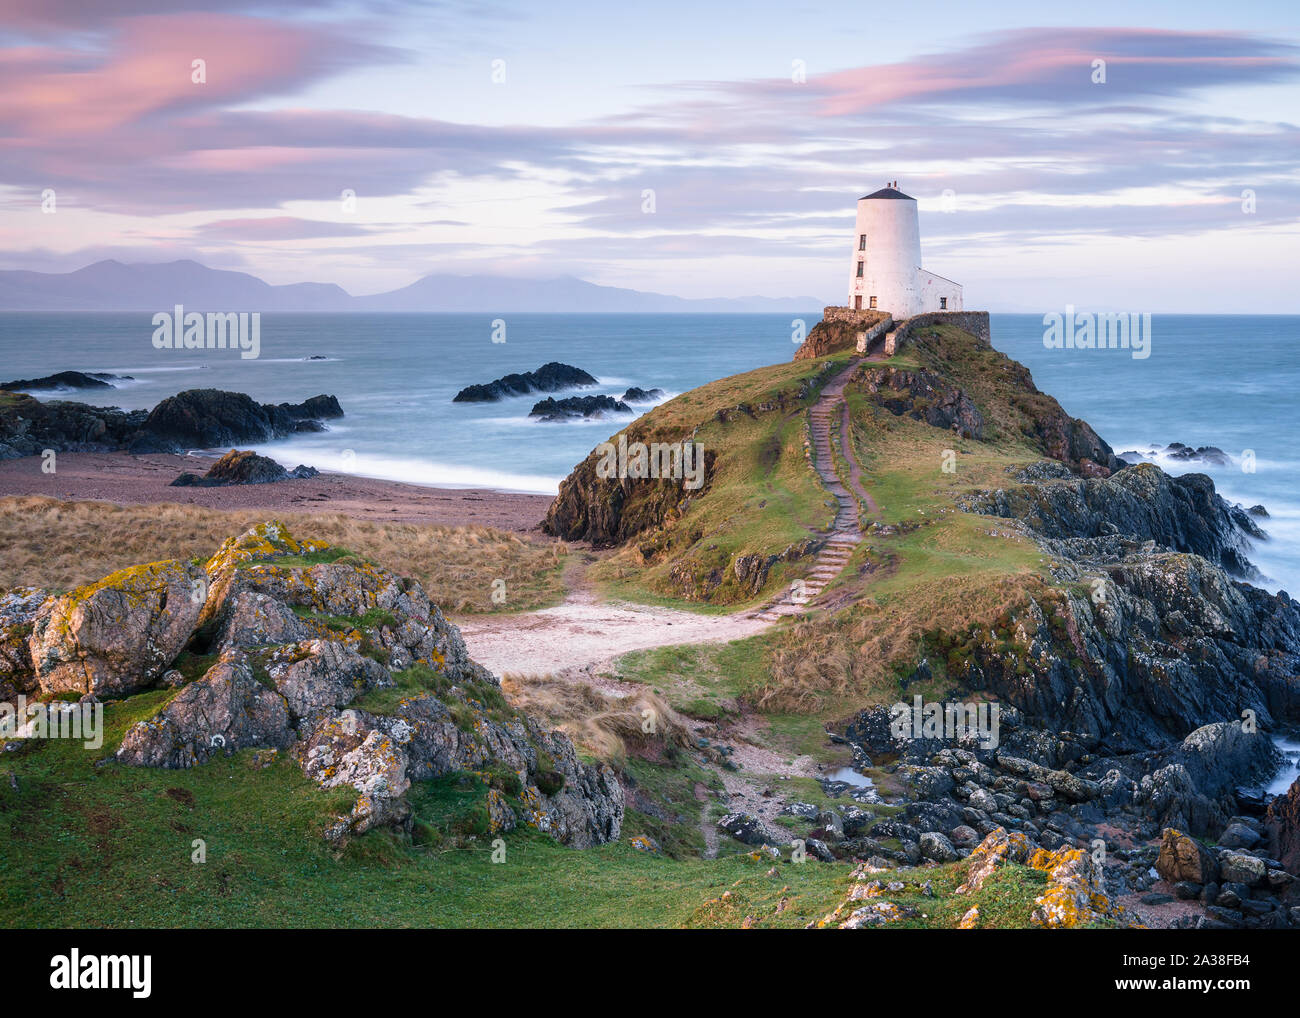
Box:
793;307;891;361
886;311;991;356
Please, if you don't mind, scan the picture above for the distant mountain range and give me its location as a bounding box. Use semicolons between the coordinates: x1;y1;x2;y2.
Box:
0;259;823;313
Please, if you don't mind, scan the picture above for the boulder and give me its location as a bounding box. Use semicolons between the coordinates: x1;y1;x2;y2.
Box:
718;812;769;846
116;660;294;768
920;831;959;862
29;558;205;697
170;449;318;487
1155;828;1218;885
1218;851;1267;888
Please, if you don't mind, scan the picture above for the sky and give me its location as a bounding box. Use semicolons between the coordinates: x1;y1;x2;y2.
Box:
1;0;1298;311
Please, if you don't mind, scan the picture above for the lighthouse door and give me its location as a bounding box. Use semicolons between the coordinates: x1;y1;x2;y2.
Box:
854;295;862;310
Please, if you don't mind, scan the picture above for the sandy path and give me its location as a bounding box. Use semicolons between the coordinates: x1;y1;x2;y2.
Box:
455;585;770;677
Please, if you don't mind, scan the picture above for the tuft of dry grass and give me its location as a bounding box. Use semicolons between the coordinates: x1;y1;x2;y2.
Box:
500;672;691;763
0;496;566;613
760;571;1033;713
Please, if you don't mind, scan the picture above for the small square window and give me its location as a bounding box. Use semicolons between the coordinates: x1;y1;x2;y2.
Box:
869;296;878;309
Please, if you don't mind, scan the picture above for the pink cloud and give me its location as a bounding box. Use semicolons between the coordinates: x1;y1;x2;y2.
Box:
0;13;390;138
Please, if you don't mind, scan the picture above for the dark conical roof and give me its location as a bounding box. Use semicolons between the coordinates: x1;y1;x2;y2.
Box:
860;186;914;200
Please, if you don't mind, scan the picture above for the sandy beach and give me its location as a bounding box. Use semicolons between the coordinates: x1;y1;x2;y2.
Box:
0;451;554;532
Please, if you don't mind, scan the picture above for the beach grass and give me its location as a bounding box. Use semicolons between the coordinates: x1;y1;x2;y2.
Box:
0;495;567;613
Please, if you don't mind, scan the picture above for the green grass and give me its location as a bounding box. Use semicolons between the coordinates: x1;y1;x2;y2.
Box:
0;692;857;928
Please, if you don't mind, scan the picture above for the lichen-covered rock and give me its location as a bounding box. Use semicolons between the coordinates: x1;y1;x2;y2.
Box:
212;590;315;652
487;787;517;834
116;659;294;768
262;639;392;719
1155;828;1219;885
957;827;1140;928
30;559;205;697
203;523;489;684
1218;851;1267;888
111;521;623;851
919;831;959;862
0;586;46;703
299;713;412;840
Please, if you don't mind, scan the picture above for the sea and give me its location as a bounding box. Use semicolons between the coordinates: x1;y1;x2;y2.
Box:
0;311;1296;594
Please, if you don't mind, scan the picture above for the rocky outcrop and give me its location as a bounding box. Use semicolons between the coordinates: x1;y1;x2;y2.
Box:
0;387;342;459
453;362;597;402
956;827;1139;927
529;395;632;421
170;449;318;487
0;370;130;391
960;463;1265;579
0;390;149;459
0;587;45;702
142;389;338;450
87;521;624;849
853;365;984;439
622;387;665;403
29;558;206;697
115;659;295;768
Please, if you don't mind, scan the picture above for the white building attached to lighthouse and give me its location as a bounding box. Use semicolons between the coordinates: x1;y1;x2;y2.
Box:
847;184;961;318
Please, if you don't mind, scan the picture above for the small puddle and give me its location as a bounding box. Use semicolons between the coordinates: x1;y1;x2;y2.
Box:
827;766;874;788
821;767;883;803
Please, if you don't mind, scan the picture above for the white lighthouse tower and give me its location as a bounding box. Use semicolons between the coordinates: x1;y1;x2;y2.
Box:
847;183;961;318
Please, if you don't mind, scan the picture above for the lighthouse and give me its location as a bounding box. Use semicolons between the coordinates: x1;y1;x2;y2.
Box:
847;182;961;318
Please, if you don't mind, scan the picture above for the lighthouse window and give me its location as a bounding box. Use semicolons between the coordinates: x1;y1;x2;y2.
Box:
939;297;947;309
856;261;864;278
869;296;878;309
858;234;866;251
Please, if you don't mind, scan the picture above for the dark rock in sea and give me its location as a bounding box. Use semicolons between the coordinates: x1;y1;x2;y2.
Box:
1249;504;1270;518
529;395;632;422
0;370;132;391
0;390;147;459
622;386;666;403
277;394;343;420
453;362;598;402
0;387;343;458
169;449;318;487
142;389;338;449
1165;442;1231;466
